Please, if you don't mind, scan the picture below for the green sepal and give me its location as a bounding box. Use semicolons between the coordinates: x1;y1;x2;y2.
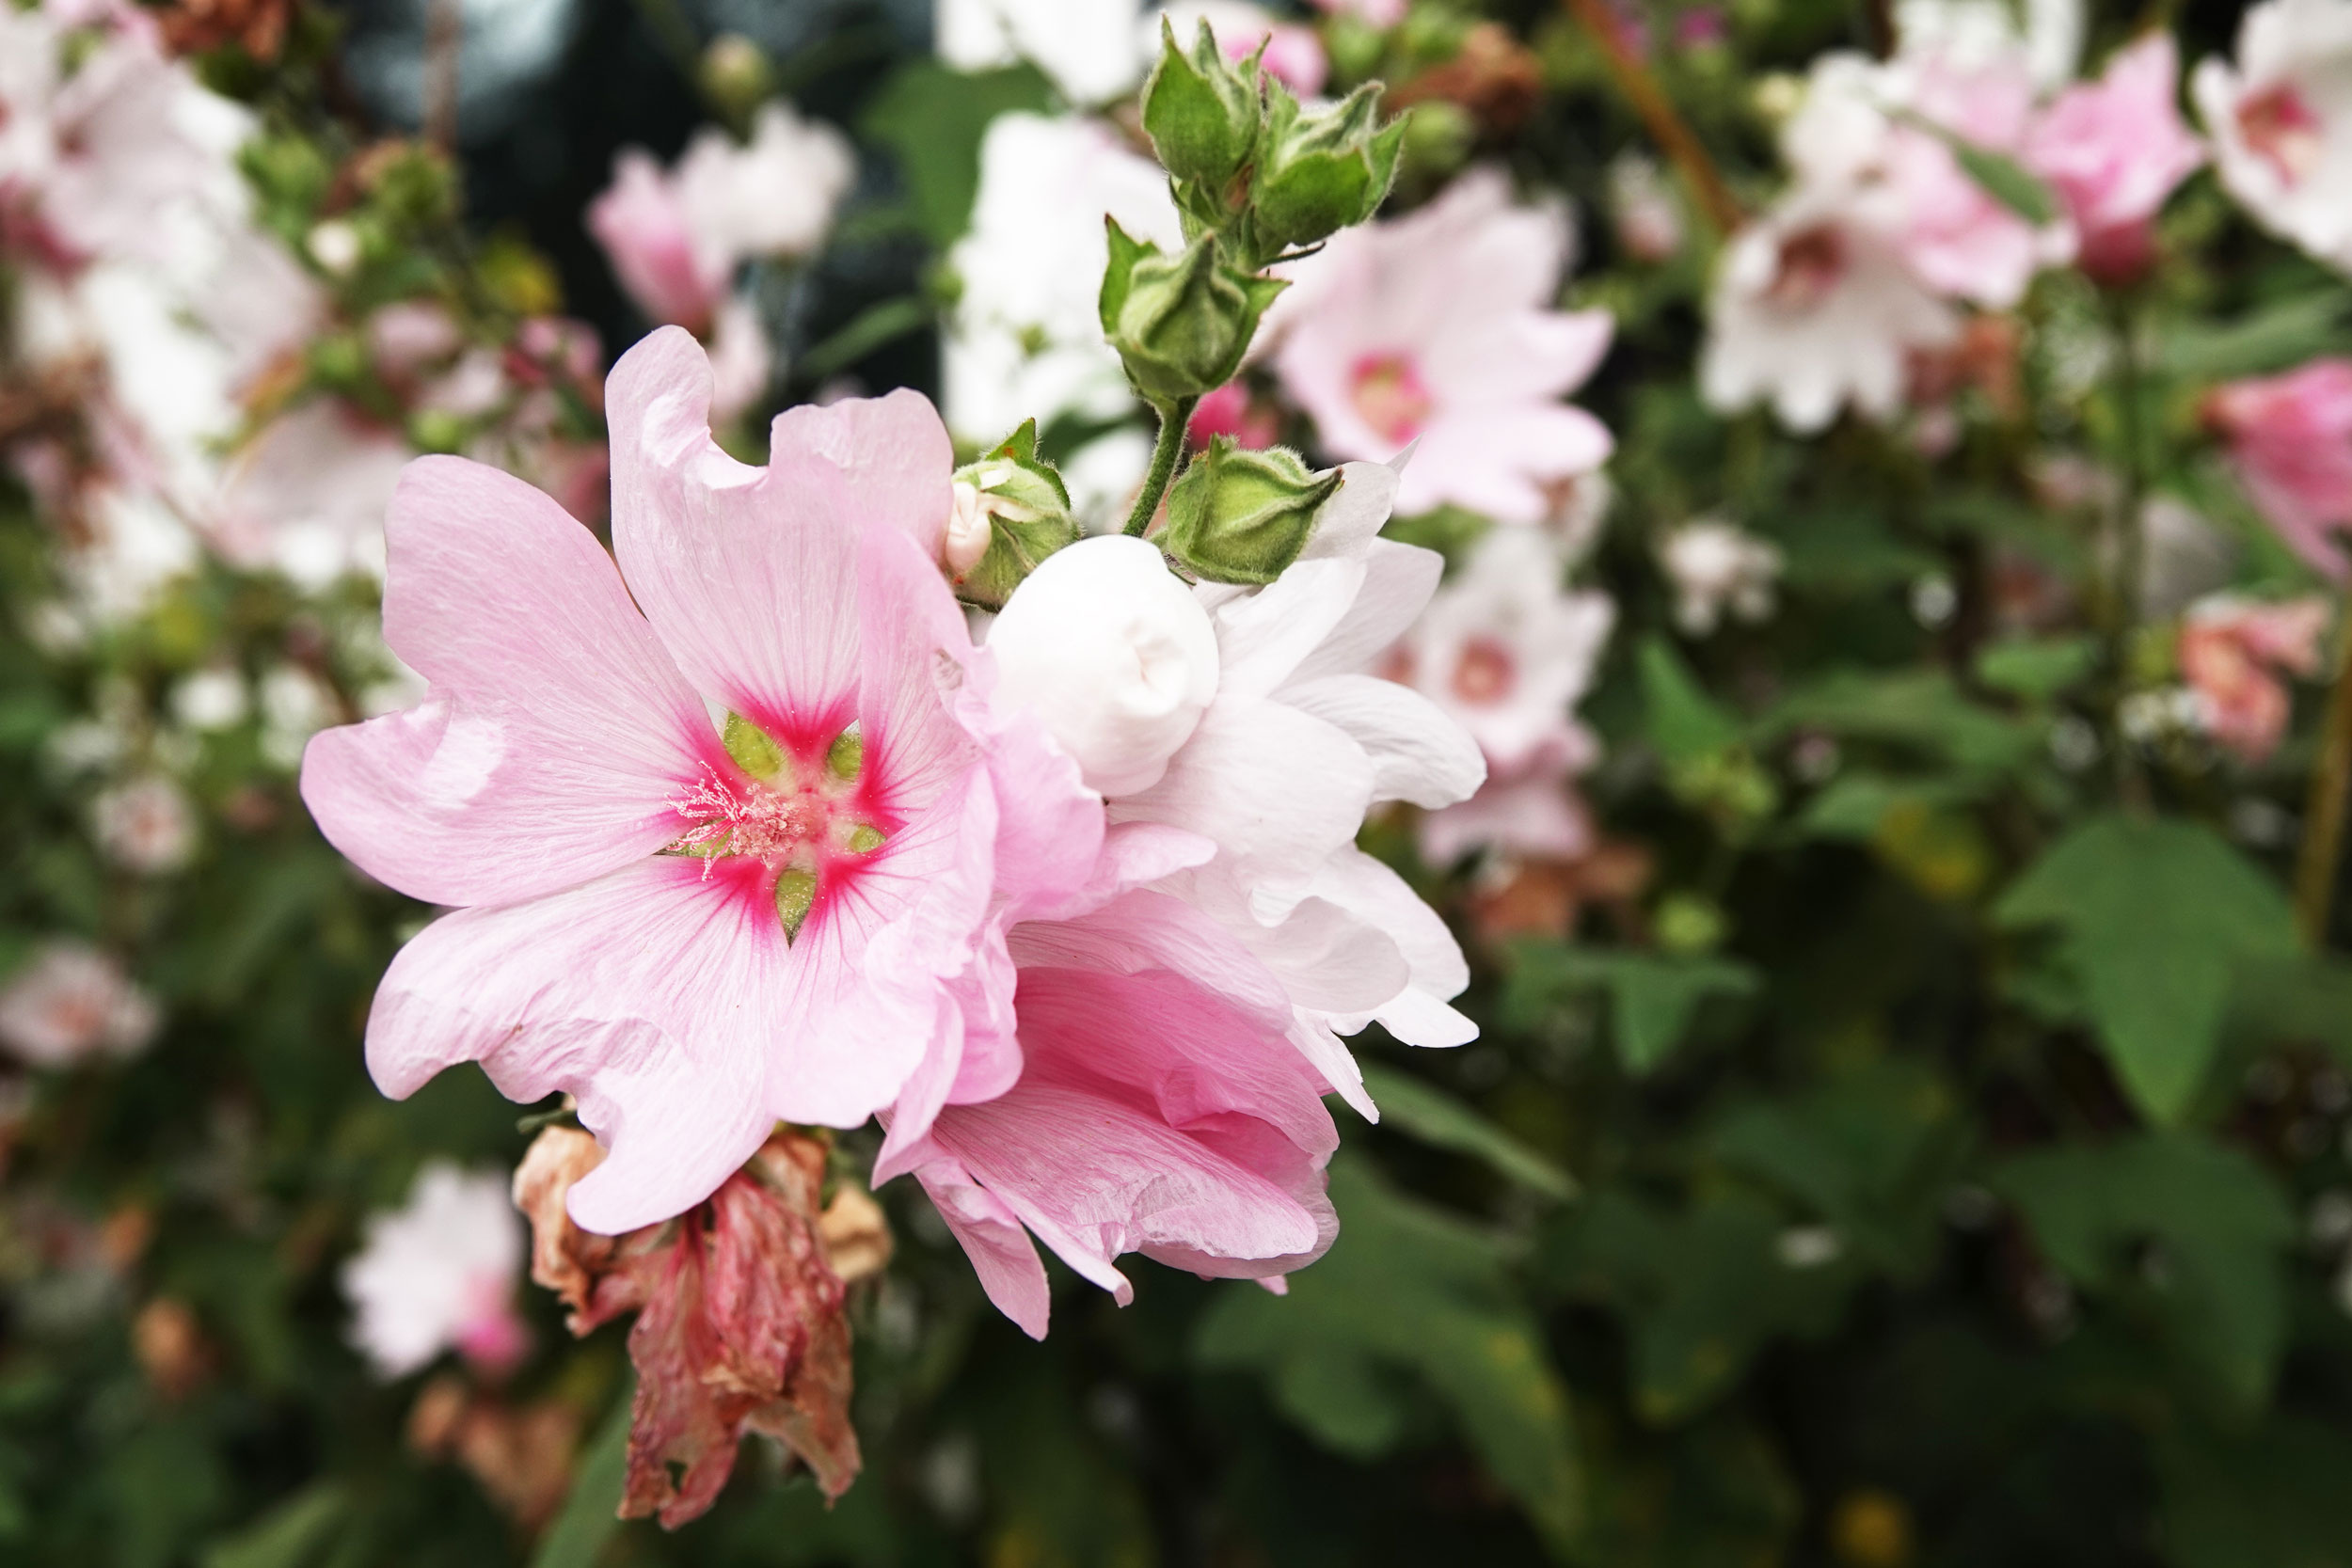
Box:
1141;17;1263;196
1160;438;1342;585
1111;236;1288;404
1249;83;1406;259
951;420;1084;610
1099;217;1158;339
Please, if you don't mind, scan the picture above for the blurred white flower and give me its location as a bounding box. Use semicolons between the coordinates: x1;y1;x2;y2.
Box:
91;776;196;875
342;1163;530;1379
1660;518;1782;636
207;403;413;591
938;0;1146;104
2193;0;2352;274
260;665;336;771
170;670;251;733
0;942;158;1068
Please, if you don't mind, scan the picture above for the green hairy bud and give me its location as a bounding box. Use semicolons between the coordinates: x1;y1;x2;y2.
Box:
1160;438;1343;585
1107;233;1287;404
1141;18;1263;198
946;421;1084;610
1249;83;1406;258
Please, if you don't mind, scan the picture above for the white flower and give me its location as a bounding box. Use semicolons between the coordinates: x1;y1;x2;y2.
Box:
342;1163;530;1379
206;403;413;591
0;942;157;1067
2193;0;2352;274
938;0;1146;105
676;102;856;264
1395;526;1614;777
91;776;196;875
1052;462;1489;1113
1701;181;1959;432
987;536;1221;796
1660;518;1783;636
259;664;335;771
943;114;1180;466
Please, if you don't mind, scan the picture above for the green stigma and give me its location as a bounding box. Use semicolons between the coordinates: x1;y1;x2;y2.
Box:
826;726;864;782
774;867;818;942
723;713;790;784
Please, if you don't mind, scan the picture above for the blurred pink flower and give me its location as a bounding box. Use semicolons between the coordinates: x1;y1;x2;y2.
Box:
1306;0;1404;28
0;941;156;1067
1159;3;1327;95
2026;34;2205;284
205;401;413;590
341;1163;530;1379
2178;594;2332;762
891;965;1338;1338
2205;359;2352;576
588;103;854;330
1274;168;1614;522
2192;0;2352;274
90;775;195;875
1419;764;1595;866
1186;381;1279;449
299;327;1103;1237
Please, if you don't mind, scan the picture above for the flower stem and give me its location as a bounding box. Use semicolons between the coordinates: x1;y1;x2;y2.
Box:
1123;396;1197;538
2104;299;2152;813
2296;614;2352;946
1560;0;1742;235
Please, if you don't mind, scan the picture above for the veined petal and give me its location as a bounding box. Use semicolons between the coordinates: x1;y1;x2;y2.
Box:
1278;673;1486;809
912;1156;1052;1339
300;457;715;909
1285;540;1443;686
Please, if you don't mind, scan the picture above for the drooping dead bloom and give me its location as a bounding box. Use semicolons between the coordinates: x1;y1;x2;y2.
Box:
512;1125;887;1527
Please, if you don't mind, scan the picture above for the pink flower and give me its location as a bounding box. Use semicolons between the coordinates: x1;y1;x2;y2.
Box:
90;774;196;874
2178;594;2332;762
588;103;855;330
299;326;1103;1237
1186;381;1279;450
2192;0;2352;273
887;964;1338;1338
341;1163;530;1379
206;401;414;591
2205;359;2352;576
2026;34;2206;284
0;940;157;1067
1273;169;1614;523
1159;3;1328;96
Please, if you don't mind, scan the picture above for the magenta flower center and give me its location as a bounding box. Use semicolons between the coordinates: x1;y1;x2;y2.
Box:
1764;225;1849;313
668;721;887;939
2238;84;2325;184
1349;352;1436;445
1451;635;1518;705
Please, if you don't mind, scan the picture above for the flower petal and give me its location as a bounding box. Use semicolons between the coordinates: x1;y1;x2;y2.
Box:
300;456;715;908
1278;673;1486;809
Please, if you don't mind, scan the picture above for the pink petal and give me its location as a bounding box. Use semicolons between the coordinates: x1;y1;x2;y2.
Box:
300;456;717;909
914;1156;1052;1339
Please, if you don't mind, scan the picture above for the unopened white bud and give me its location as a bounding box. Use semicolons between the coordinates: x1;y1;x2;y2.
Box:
985;536;1218;798
946;481;992;575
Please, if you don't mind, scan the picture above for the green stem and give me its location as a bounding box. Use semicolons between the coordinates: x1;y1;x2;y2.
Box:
2296;618;2352;947
1122;396;1197;538
2105;300;2152;813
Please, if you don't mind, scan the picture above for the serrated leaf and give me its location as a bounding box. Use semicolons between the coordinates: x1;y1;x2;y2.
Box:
1505;943;1759;1074
1196;1153;1581;1550
1992;1132;2295;1411
1996;816;2298;1122
1358;1061;1576;1200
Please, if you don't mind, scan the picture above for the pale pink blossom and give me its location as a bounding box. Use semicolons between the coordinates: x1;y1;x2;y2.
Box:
1273;168;1613;523
91;775;196;874
888;964;1338;1338
1418;765;1594;866
703;293;774;424
1701;180;1960;432
299;327;1108;1237
2193;0;2352;274
341;1163;531;1379
1660;517;1782;636
588;103;855;330
1307;0;1404;26
206;401;413;591
2178;594;2332;762
2205;359;2352;577
0;941;157;1067
2025;34;2205;283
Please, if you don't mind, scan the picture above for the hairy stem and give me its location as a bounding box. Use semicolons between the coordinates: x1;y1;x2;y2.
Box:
2297;620;2352;946
1560;0;1742;235
1123;397;1198;538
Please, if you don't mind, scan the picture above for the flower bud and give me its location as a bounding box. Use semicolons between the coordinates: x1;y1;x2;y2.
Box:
1141;17;1263;198
1160;437;1341;585
986;535;1219;797
1248;82;1406;257
945;420;1085;610
1104;230;1286;405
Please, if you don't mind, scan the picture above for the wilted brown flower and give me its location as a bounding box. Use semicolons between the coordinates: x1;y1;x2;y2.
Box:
133;1297;211;1400
512;1124;878;1527
1389;24;1546;137
1470;839;1655;944
157;0;294;61
407;1372;584;1528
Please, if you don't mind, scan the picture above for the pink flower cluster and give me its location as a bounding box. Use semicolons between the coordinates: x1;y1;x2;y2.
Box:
300;329;1486;1334
2206;360;2352;578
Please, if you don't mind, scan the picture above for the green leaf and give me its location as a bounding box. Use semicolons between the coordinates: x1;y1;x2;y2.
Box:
1505;943;1759;1074
1638;636;1740;765
860;61;1055;244
1973;635;2100;701
1197;1153;1582;1550
200;1484;347;1568
1996;815;2299;1122
1948;141;2059;224
529;1386;632;1568
1992;1132;2296;1411
2156;293;2352;380
2157;1416;2352;1568
1756;669;2035;775
1357;1061;1577;1200
795;295;932;386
